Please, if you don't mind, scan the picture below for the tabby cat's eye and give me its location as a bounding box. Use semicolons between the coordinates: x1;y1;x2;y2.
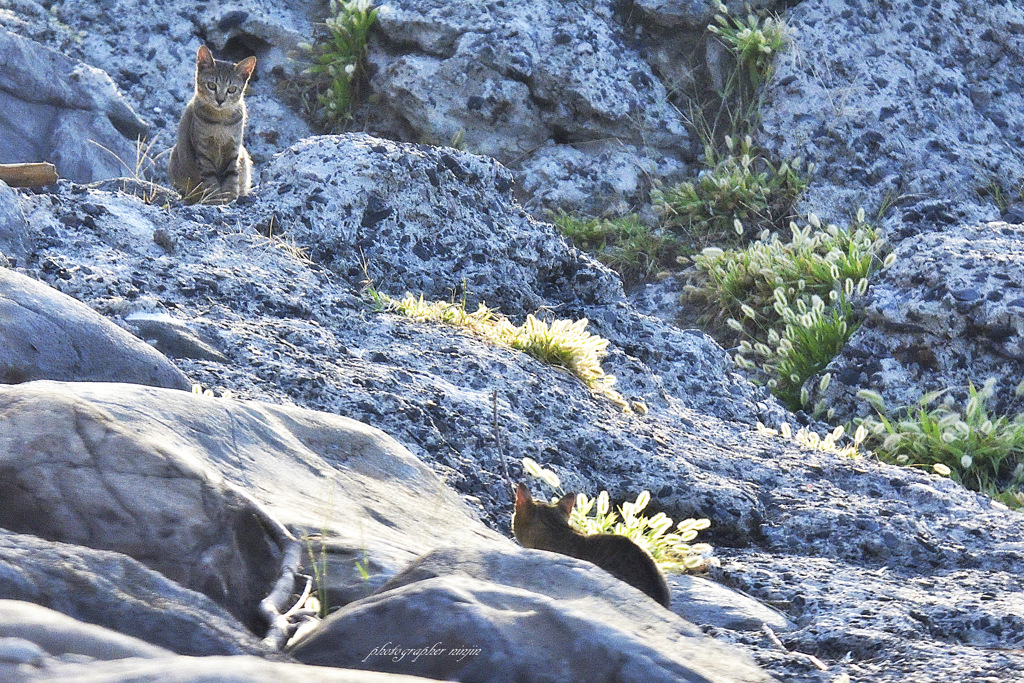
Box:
227;86;238;94
206;82;217;90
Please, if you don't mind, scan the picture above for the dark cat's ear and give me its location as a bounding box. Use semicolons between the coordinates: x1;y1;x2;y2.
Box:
197;45;215;70
236;56;257;81
556;493;576;517
514;482;532;511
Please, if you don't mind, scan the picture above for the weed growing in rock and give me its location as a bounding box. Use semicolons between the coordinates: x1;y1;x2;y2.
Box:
756;421;868;459
857;381;1024;507
522;458;715;572
709;3;788;108
688;210;890;409
301;0;378;127
653;134;808;242
551;211;681;286
366;289;628;408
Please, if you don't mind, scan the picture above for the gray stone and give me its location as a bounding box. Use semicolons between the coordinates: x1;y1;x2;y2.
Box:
0;530;268;656
291;555;771;682
669;574;792;632
760;0;1019;230
0;182;30;263
0;378;507;612
32;655;441;683
0;267;190;388
0;30;148;183
0;600;170;661
0;383;284;631
370;0;692;164
125;311;230;363
808;221;1024;422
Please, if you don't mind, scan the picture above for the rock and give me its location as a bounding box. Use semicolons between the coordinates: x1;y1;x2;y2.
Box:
0;181;29;264
0;600;169;661
669;574;792;632
290;546;771;682
0;530;268;656
809;221;1024;421
515;140;688;217
367;0;696;215
0;382;284;631
0;378;506;612
760;0;1019;230
0;30;148;183
125;311;230;363
0;267;190;388
31;655;440;683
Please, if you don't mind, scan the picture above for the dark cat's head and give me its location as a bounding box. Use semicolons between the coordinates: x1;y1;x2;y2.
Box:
194;45;256;109
512;483;577;549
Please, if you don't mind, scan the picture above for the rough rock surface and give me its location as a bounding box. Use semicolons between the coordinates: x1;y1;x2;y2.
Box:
0;531;268;657
27;654;441;683
294;579;764;682
810;221;1024;421
0;181;30;262
760;0;1019;231
2;132;1022;680
0;267;190;388
0;30;148;183
0;382;285;631
368;0;696;215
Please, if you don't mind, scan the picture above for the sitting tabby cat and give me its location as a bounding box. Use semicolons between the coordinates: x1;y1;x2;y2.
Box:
512;482;671;607
168;45;256;204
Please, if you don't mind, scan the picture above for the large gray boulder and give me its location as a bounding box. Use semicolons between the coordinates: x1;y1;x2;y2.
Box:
290;546;772;683
0;601;433;683
0;267;190;388
366;0;696;215
0;30;148;183
809;221;1024;421
760;0;1020;230
0;382;285;631
0;530;268;657
0;181;29;263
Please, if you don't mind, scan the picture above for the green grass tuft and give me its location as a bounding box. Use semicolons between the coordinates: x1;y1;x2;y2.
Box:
856;381;1024;507
551;212;682;286
367;289;629;409
301;0;378;128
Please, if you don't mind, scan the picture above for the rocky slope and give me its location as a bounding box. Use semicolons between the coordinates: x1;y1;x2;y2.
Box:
0;0;1022;682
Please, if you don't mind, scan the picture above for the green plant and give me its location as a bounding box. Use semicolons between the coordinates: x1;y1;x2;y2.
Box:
653;135;808;242
857;381;1024;507
756;420;867;459
302;0;378;127
689;210;891;409
366;289;628;408
709;3;788;100
551;211;682;285
521;458;714;572
695;3;789;150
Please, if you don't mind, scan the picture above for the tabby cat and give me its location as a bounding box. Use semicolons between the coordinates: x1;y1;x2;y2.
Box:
512;483;671;607
168;45;256;204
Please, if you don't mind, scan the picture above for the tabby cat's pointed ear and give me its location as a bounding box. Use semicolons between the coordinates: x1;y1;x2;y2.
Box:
236;56;257;81
197;45;215;70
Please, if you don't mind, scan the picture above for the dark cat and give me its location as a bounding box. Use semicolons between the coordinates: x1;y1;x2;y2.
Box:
168;45;255;204
512;483;671;607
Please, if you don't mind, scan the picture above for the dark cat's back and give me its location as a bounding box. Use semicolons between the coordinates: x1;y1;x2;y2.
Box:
512;483;671;607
